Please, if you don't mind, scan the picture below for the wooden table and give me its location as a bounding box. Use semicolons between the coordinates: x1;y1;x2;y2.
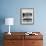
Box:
4;32;43;46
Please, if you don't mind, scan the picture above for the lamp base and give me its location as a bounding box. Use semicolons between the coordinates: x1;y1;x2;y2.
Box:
8;32;11;35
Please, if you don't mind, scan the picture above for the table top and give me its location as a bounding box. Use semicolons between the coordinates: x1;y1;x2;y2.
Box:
4;32;43;40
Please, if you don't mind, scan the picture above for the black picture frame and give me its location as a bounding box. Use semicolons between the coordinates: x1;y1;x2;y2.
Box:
20;8;34;25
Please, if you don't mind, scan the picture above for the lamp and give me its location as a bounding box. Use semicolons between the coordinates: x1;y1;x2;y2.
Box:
5;18;14;35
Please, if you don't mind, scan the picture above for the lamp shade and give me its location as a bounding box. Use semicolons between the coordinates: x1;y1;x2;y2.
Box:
5;18;14;25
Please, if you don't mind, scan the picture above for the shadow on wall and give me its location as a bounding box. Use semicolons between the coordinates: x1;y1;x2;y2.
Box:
0;16;5;46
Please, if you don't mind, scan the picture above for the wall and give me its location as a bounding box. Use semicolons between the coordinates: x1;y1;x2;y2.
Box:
0;0;46;46
0;0;46;32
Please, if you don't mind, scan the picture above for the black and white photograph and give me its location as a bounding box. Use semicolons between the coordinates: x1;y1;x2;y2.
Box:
20;8;34;24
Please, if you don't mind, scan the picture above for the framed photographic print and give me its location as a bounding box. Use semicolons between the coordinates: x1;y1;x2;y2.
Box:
20;8;34;25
